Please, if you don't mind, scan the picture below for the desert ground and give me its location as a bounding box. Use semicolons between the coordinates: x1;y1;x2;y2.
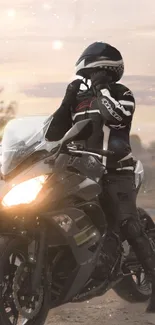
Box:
45;290;155;325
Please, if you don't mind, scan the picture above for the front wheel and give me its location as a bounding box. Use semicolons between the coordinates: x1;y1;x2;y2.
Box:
113;208;155;302
0;236;50;325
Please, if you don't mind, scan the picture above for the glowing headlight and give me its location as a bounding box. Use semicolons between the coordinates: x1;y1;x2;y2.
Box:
2;175;47;207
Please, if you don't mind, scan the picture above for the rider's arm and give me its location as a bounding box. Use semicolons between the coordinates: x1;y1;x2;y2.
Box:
46;79;82;141
96;84;135;128
45;102;72;141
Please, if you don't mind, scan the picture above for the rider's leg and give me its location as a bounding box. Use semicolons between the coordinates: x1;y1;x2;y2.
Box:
101;171;155;312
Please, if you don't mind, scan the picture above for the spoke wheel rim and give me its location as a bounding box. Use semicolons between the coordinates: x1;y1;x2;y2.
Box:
132;271;152;294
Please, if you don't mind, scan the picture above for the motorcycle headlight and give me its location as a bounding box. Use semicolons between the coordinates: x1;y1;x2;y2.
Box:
2;175;47;207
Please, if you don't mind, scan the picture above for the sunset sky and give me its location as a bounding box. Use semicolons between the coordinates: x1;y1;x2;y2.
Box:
0;0;155;144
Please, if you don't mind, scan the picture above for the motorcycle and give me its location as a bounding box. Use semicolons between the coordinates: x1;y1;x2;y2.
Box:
0;117;154;325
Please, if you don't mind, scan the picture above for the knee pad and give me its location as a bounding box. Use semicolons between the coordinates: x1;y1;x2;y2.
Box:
121;218;142;241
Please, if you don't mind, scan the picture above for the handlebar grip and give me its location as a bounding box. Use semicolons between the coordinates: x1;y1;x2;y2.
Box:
87;148;114;157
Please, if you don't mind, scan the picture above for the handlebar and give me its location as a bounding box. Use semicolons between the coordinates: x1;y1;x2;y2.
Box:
45;143;114;164
67;144;114;158
86;147;114;157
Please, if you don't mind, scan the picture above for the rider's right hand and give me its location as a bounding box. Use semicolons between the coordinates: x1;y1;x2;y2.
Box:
62;79;83;105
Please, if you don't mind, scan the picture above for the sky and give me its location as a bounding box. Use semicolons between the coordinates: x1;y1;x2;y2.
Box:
0;0;155;144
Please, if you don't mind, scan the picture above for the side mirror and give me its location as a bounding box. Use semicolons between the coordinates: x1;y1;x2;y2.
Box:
62;119;93;146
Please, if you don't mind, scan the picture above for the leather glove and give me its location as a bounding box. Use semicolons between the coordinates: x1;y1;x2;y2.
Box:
62;79;83;105
90;70;112;92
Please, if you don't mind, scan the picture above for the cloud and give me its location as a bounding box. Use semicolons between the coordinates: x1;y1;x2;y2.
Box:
23;82;67;98
21;76;155;104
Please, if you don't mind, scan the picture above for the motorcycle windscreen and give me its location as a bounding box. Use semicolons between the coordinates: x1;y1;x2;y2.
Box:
1;115;52;176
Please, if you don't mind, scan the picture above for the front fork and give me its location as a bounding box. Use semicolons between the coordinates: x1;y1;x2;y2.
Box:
28;227;47;293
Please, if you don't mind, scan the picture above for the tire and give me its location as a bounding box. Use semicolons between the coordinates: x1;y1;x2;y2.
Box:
0;236;50;325
113;208;154;302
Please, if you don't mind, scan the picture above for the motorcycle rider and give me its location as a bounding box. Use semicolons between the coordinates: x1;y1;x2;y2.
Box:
46;42;155;312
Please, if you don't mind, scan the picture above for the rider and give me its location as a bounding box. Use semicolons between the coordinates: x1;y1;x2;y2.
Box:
46;42;155;312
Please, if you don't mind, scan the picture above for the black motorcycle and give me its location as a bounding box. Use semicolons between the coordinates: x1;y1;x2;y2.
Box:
0;117;154;325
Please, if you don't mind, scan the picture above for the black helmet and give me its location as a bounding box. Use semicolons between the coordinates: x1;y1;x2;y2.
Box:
75;42;124;82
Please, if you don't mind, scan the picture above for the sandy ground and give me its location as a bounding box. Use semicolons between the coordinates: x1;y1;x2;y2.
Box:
45;290;155;325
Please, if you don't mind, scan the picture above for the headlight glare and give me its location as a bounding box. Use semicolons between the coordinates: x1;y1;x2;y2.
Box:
2;175;47;207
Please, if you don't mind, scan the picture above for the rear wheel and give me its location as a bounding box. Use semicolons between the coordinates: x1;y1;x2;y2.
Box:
113;208;155;302
113;267;152;302
0;236;50;325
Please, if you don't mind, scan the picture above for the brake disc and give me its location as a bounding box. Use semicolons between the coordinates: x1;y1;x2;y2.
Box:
12;262;44;320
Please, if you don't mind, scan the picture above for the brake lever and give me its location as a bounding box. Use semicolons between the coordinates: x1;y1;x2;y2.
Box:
67;143;84;151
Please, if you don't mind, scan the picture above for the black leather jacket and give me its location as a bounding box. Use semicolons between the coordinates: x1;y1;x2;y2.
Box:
46;83;135;168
